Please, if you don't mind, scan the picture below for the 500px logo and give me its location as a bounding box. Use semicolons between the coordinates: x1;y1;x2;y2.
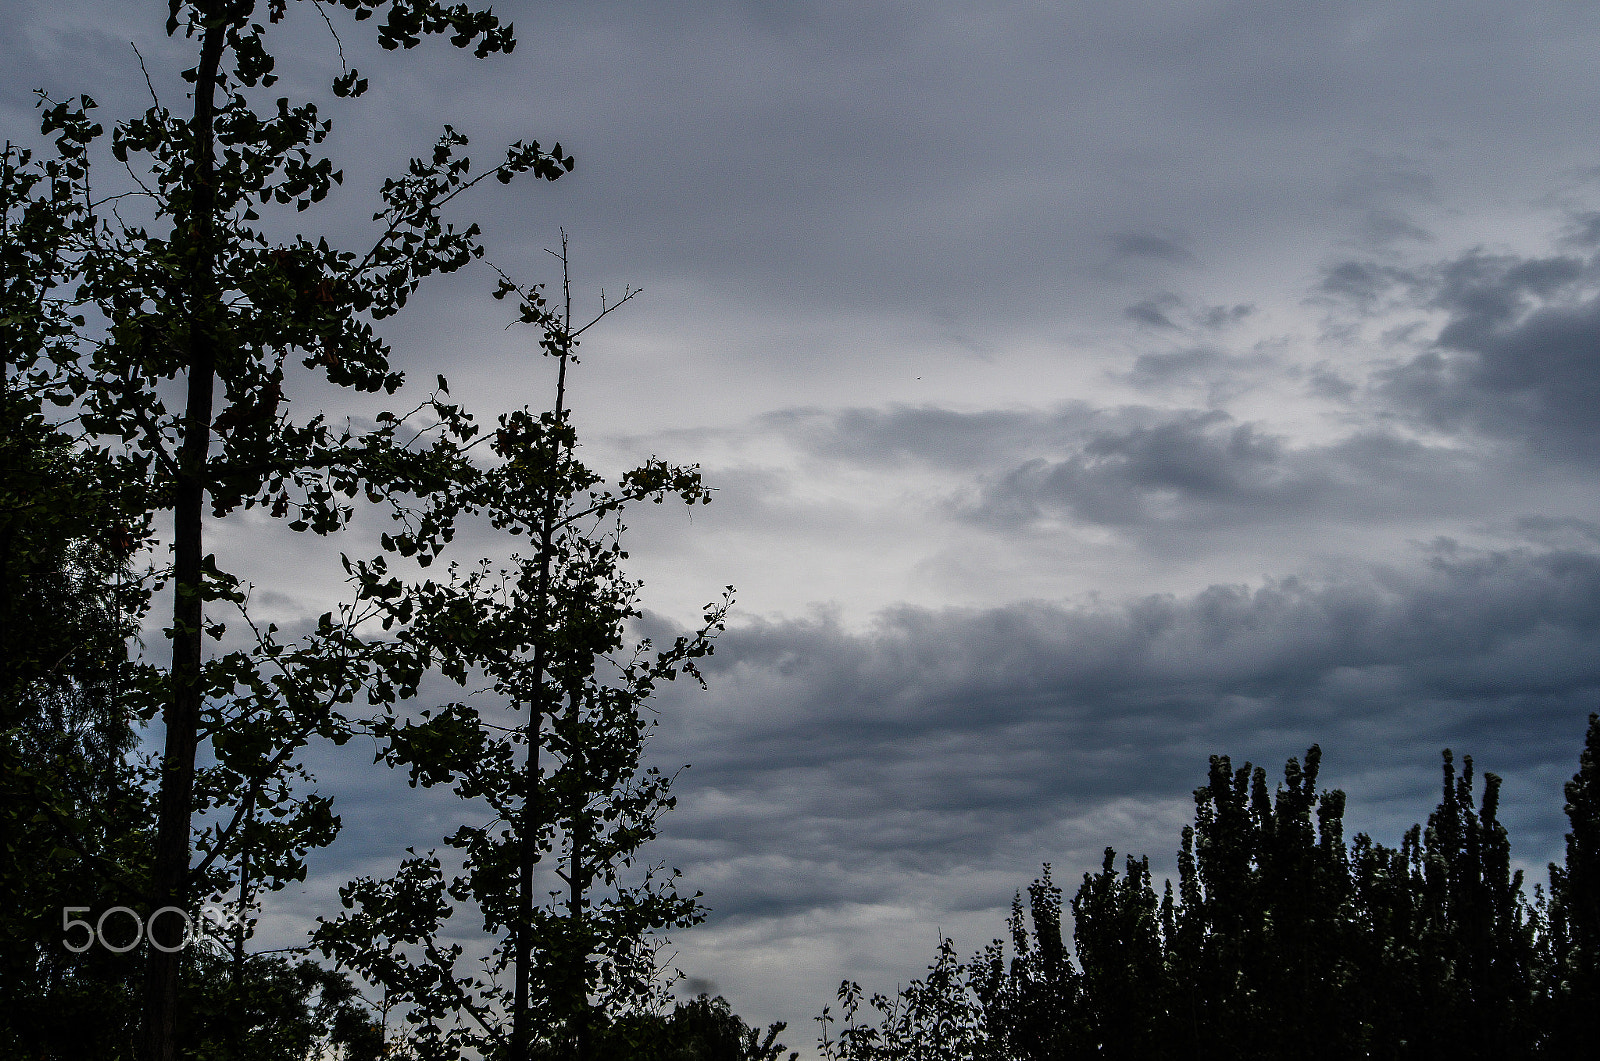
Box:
62;905;251;954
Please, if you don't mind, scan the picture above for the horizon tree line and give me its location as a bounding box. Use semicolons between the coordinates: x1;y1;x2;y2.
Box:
820;716;1600;1060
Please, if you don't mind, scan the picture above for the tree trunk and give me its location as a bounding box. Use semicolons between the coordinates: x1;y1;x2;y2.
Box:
142;15;225;1061
566;687;591;1061
511;292;573;1058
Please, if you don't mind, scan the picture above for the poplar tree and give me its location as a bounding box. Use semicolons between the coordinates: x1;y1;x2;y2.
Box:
1546;713;1600;1052
827;731;1595;1061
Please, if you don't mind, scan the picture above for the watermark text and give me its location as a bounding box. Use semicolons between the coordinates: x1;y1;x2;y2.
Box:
62;904;252;953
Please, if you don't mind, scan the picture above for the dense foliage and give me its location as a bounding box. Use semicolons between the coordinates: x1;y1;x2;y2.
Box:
821;717;1600;1060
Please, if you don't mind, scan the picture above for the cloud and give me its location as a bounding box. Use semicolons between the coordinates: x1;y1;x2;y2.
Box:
762;403;1101;471
1331;151;1438;249
1121;345;1270;401
26;2;1600;1051
943;408;1480;535
1124;296;1251;335
1126;298;1182;330
647;541;1600;950
1317;260;1416;305
966;411;1293;527
1363;247;1600;459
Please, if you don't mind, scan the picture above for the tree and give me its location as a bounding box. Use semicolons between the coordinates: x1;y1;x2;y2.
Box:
819;939;989;1061
1069;852;1169;1058
965;868;1087;1061
1407;752;1540;1055
1545;713;1600;1052
173;948;385;1061
1;139;153;1060
604;994;798;1061
826;729;1592;1060
313;249;731;1059
0;394;149;1059
3;262;383;1061
15;3;576;1058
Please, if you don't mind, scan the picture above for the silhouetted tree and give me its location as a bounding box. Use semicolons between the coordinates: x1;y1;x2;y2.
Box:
603;994;798;1061
824;723;1599;1061
1546;712;1600;1054
15;2;575;1056
820;939;988;1061
312;252;729;1060
969;868;1086;1060
1;354;149;1058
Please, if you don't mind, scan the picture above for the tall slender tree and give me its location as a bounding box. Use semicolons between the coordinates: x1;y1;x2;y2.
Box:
315;249;730;1059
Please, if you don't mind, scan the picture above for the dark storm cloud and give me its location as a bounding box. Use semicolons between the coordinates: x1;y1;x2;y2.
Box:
648;542;1600;929
1340;245;1600;460
309;0;1600;333
1317;260;1415;305
17;0;1600;345
1128;347;1225;384
1200;303;1254;329
1330;151;1437;250
968;422;1497;533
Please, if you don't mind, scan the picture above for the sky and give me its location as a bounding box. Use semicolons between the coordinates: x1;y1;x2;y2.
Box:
10;1;1600;1054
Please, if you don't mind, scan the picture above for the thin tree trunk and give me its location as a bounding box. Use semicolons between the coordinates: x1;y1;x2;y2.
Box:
565;686;591;1061
142;14;225;1061
511;701;545;1056
510;249;575;1059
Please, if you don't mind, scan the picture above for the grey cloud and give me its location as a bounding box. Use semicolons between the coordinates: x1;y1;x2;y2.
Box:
1200;303;1254;329
759;402;1489;539
1125;297;1252;334
1128;348;1228;385
287;541;1600;960
956;411;1474;532
1011;411;1289;525
1317;260;1416;304
22;0;1600;369
1355;209;1433;248
1306;363;1357;401
1514;516;1600;549
1559;211;1600;249
1126;298;1181;330
1332;152;1437;249
1122;345;1269;397
1372;248;1600;458
1334;153;1436;209
647;543;1600;935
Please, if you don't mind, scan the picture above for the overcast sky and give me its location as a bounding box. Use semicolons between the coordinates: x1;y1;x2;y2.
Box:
11;1;1600;1054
